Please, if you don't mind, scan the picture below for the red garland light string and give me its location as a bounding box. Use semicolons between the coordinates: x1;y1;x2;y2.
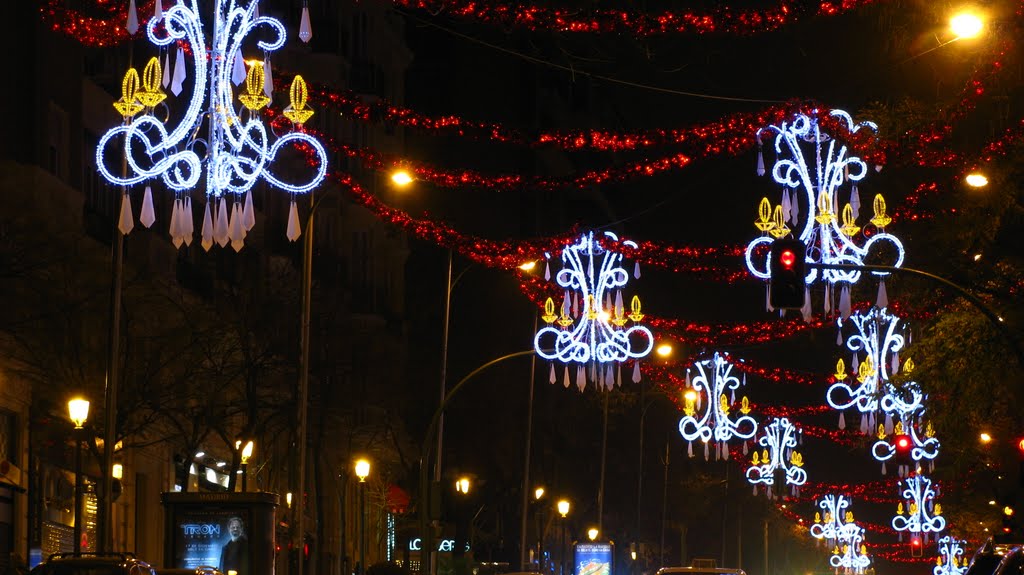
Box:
39;0;155;47
391;0;886;37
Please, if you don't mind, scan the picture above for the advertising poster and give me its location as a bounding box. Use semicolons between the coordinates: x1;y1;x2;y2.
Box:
173;509;252;575
574;542;613;575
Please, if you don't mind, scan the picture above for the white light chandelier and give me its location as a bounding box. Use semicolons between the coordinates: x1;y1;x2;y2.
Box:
746;417;806;498
96;0;327;251
745;109;905;315
827;307;922;433
535;231;655;391
810;495;870;574
677;352;758;460
892;474;946;543
934;536;967;575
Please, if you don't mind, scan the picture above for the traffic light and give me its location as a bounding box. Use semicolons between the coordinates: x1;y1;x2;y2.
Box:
910;536;923;557
769;239;806;309
894;434;912;458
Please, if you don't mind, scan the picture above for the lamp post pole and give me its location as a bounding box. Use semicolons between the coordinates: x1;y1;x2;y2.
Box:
68;398;90;555
518;315;538;571
355;459;370;575
427;250;453;575
556;500;570;575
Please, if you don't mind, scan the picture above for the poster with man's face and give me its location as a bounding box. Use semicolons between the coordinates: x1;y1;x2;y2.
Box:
173;509;251;575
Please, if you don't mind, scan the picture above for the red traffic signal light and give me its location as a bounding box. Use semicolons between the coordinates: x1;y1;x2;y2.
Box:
895;435;911;450
769;239;806;309
910;536;923;557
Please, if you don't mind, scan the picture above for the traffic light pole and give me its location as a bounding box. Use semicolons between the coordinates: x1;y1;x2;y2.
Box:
806;262;1023;367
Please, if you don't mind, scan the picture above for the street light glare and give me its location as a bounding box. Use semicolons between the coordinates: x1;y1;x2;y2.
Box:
355;458;371;481
980;432;993;444
557;499;570;517
951;12;984;39
656;343;673;358
391;169;414;187
587;527;599;541
519;261;537;271
965;172;989;188
535;487;545;500
68;398;90;429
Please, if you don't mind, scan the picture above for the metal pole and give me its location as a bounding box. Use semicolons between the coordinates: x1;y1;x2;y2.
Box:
296;192;315;575
359;483;366;575
519;315;538;570
598;392;608;534
660;440;669;570
560;520;566;575
74;434;83;554
763;519;768;575
636;385;646;549
427;250;453;575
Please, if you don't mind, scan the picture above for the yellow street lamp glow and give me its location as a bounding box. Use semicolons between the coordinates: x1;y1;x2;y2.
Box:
965;173;989;188
951;12;983;39
587;528;599;541
656;343;673;358
391;169;414;187
519;261;538;271
1005;506;1015;517
980;432;993;444
286;492;293;507
456;477;471;495
557;499;570;517
112;463;124;480
68;398;90;429
239;440;254;464
535;487;545;500
630;551;637;561
355;458;371;482
990;500;998;506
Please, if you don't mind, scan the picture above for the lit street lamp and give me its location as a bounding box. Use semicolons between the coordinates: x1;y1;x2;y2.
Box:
534;487;546;572
355;459;371;575
557;499;570;575
68;397;90;554
237;439;254;491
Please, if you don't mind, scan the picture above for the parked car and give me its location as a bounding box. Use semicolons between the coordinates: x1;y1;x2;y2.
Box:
29;553;158;575
963;539;1024;575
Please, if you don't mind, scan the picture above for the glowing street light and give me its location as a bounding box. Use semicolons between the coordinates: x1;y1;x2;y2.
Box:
391;169;414;187
980;432;993;444
557;499;570;517
519;261;538;272
535;486;546;500
68;398;90;429
951;12;984;39
656;343;673;358
355;458;371;482
456;476;472;495
587;527;599;541
67;397;90;553
965;172;989;188
355;458;371;575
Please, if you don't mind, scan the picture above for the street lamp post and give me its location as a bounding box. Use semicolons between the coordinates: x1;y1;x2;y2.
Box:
238;440;254;491
534;487;546;573
557;500;570;575
355;459;371;575
68;398;90;554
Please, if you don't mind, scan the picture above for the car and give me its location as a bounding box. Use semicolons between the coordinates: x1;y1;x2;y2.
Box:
29;553;158;575
963;539;1024;575
656;566;747;575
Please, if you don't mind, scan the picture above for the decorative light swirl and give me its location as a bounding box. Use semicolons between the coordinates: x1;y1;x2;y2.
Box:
934;536;968;575
892;475;946;534
95;0;327;245
872;408;940;463
534;232;654;366
677;352;758;448
827;307;908;413
746;417;807;490
810;494;851;541
745;109;905;286
829;523;871;574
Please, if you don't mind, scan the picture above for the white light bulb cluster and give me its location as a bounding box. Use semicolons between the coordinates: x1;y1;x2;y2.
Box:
677;352;758;460
95;0;327;251
534;231;654;391
745;109;905;309
745;417;806;497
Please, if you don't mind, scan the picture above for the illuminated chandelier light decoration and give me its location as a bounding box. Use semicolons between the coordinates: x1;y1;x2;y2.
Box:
934;536;968;575
892;475;946;544
677;352;758;460
810;494;851;545
534;231;655;391
871;404;939;477
746;417;806;498
827;307;922;434
810;495;871;573
745;109;905;317
96;0;327;251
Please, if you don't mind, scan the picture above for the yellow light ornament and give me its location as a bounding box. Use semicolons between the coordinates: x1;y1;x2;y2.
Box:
814;512;822;523
877;424;886;440
683;396;695;417
845;511;854;523
897;502;905;515
839;203;860;237
833;358;847;381
925;422;935;438
113;68;144;119
856;356;874;383
283;75;314;124
870;194;892;228
790;451;803;467
239;61;271;111
628;295;644;322
739;396;751;415
754;197;775;232
909;502;919;515
937;557;944;567
135;57;167;108
904;358;915;373
751;451;760;465
768;205;790;238
815;189;835;224
585;295;599;320
541;298;557;324
894;421;905;435
934;503;942;516
719;394;730;416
